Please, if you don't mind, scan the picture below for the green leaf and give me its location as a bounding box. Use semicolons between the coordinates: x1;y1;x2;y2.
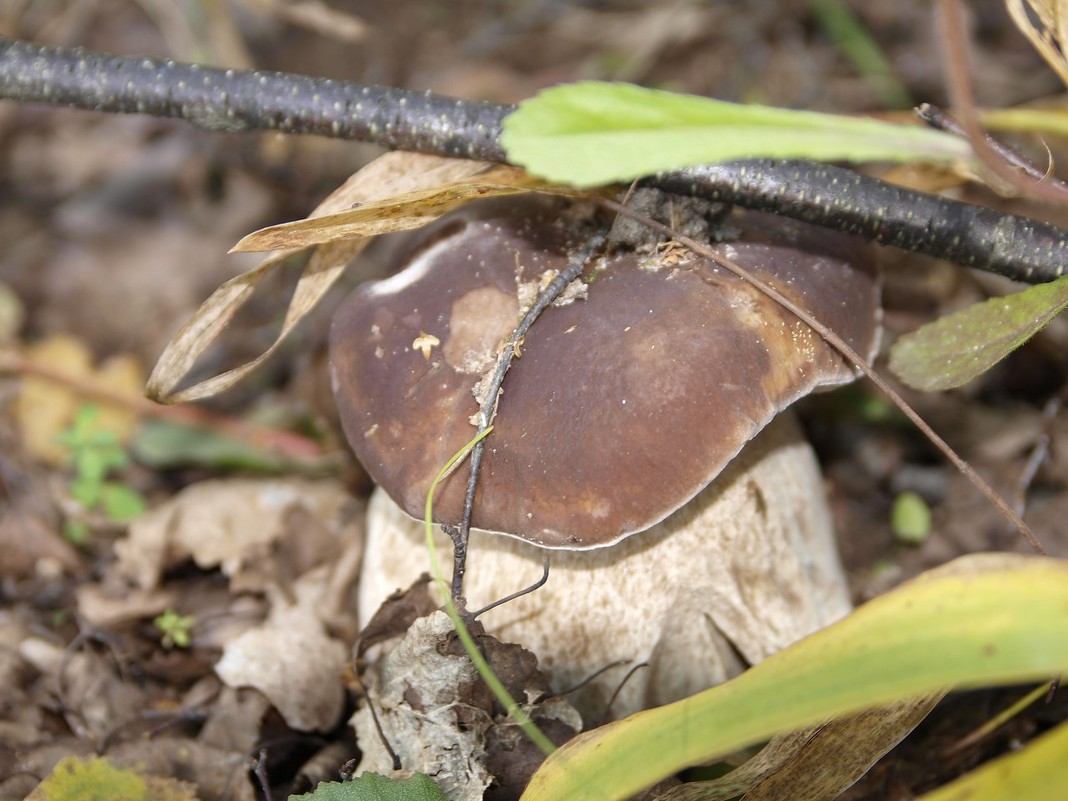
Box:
890;490;932;545
99;481;147;521
63;520;89;545
500;81;972;187
889;276;1068;391
289;773;448;801
132;420;295;472
69;475;101;509
915;718;1068;801
520;555;1068;801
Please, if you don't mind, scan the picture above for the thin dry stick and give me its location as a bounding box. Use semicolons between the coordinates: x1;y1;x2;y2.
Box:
916;103;1062;187
938;0;1068;205
6;353;324;460
447;229;608;599
601;197;1048;556
5;35;1068;283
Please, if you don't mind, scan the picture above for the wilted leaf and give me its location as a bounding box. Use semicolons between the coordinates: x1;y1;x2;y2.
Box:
147;152;499;403
26;755;196;801
290;773;447;801
656;695;943;801
500;81;973;188
230;164;579;253
521;554;1068;801
1006;0;1068;88
114;477;351;590
888;275;1068;391
915;717;1068;801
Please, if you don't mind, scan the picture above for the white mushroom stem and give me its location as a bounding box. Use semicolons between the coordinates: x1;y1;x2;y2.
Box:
358;412;851;723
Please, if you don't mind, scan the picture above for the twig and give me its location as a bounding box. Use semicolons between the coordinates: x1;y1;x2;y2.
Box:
916;103;1059;186
601;197;1048;556
6;352;326;461
471;556;551;619
449;230;607;599
4;36;1068;283
937;0;1068;205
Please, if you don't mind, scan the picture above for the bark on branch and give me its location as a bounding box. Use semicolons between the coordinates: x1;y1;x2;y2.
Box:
2;36;1065;284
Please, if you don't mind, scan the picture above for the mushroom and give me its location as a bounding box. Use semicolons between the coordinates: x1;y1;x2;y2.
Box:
331;195;880;722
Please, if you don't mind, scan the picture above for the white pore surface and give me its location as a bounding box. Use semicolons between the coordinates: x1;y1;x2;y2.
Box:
358;412;851;724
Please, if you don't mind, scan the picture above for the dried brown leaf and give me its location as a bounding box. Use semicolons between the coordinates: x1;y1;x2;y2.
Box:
1006;0;1068;87
147;152;501;403
229;164;577;252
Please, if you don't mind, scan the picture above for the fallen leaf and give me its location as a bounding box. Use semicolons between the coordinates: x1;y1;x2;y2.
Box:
17;334;143;464
114;477;352;591
215;569;349;732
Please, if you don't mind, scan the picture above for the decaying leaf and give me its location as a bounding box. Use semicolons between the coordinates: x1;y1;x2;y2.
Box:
1006;0;1068;87
353;610;580;801
114;477;352;590
888;275;1068;391
147;153;572;404
657;694;943;801
229;164;580;253
25;754;197;801
215;570;349;732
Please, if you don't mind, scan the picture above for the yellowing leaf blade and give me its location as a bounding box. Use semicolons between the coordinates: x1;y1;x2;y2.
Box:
521;555;1068;801
916;717;1068;801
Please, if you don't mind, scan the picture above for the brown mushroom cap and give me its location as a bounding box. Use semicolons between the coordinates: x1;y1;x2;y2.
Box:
330;196;879;548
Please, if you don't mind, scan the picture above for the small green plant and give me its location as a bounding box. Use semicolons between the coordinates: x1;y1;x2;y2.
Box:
154;609;196;649
57;404;146;543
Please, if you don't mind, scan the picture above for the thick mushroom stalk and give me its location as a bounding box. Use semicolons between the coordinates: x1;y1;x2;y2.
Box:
331;196;880;721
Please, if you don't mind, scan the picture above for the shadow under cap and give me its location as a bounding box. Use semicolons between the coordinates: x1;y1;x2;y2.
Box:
330;196;880;548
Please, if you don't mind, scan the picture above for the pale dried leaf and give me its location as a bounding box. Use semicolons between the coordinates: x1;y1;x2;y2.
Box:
215;570;348;732
229;165;582;252
114;477;351;590
657;694;942;801
1006;0;1068;87
147;153;502;403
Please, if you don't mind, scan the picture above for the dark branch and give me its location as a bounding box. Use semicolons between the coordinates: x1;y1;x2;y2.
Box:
2;36;1067;284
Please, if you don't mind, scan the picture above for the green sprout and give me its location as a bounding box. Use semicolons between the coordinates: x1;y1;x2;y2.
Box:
154;609;196;649
57;404;146;543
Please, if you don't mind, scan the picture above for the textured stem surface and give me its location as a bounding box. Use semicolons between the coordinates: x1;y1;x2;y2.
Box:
2;36;1067;283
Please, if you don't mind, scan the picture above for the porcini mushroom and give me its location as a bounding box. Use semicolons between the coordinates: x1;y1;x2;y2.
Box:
331;195;880;721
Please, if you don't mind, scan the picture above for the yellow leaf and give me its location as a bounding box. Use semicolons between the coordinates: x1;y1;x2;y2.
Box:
18;335;144;464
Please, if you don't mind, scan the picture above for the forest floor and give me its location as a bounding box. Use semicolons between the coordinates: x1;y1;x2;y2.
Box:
1;1;1067;799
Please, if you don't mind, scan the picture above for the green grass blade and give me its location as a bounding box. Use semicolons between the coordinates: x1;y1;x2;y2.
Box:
520;555;1068;801
501;81;973;187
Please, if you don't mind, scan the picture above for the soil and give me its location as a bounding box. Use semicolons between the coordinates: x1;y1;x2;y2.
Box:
1;1;1067;799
